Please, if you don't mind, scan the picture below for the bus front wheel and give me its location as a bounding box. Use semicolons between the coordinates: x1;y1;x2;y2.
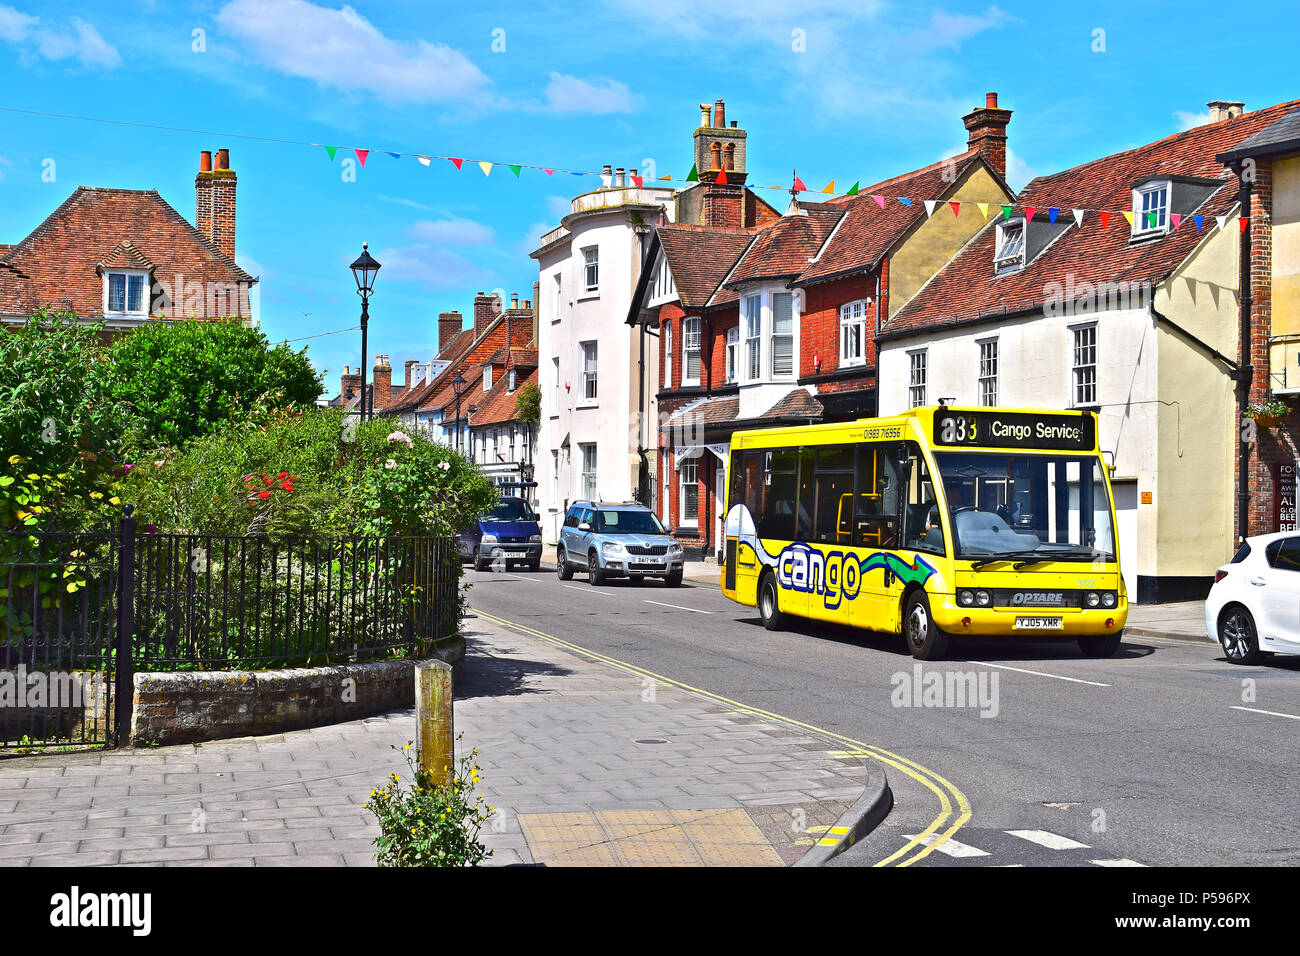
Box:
1077;632;1122;657
904;591;950;661
758;573;785;631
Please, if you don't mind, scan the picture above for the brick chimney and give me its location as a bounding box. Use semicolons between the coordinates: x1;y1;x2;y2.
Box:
692;98;749;228
403;359;418;392
438;310;463;354
372;354;391;409
195;148;237;259
473;292;501;339
963;92;1012;181
340;365;361;404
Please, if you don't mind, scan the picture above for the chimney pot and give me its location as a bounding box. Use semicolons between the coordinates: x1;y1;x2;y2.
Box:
200;150;212;172
216;148;229;170
730;120;737;128
985;92;998;108
714;98;725;129
699;103;712;128
510;292;520;309
615;167;626;187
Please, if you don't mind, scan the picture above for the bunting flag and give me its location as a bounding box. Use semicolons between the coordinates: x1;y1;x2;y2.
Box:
631;175;644;188
387;152;401;160
793;174;807;192
873;195;886;208
1215;215;1229;230
1193;214;1204;230
1144;212;1156;229
1100;211;1112;228
1048;208;1059;224
1121;211;1134;226
716;166;728;185
686;164;699;183
508;164;521;178
1072;209;1085;227
1024;206;1037;222
416;155;431;166
846;182;860;195
1002;205;1014;220
898;197;912;207
1170;213;1181;230
323;145;337;161
1239;217;1250;233
949;201;961;217
478;161;492;177
822;181;835;194
543;168;554;176
658;174;671;180
977;202;990;220
923;199;938;217
355;149;369;167
449;157;464;170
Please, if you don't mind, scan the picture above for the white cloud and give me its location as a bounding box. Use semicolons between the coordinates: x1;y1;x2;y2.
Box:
541;72;640;115
0;5;119;68
372;245;490;291
215;0;489;104
516;220;552;258
1004;148;1039;192
923;6;1016;47
545;195;572;220
376;194;432;212
1174;110;1211;131
404;217;494;246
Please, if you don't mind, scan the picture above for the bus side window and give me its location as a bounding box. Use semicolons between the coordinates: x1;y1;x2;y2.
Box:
812;446;853;544
901;442;944;555
795;448;815;540
854;445;900;549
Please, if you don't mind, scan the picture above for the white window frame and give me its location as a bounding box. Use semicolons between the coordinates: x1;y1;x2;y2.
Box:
744;294;763;382
978;338;998;407
663;323;672;388
507;367;517;393
908;349;928;408
682;316;701;386
551;272;563;324
679;459;699;529
1132;181;1171;237
483;366;492;391
581;246;599;294
580;443;597;499
580;341;598;403
770;292;795;380
839;299;867;368
551;357;560;417
1070;323;1098;408
104;269;150;318
993;219;1025;275
725;326;739;383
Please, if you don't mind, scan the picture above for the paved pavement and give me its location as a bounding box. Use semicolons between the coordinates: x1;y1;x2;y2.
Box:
0;615;871;867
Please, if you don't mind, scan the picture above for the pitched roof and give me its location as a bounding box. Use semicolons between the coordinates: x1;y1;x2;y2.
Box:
473;368;539;427
1219;106;1300;162
659;388;823;434
656;225;754;308
386;328;475;413
720;203;845;290
888;100;1300;339
0;186;255;319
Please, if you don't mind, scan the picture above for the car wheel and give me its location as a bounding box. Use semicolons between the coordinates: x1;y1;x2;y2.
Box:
1077;632;1122;657
526;560;540;572
588;551;605;586
904;590;950;661
758;572;784;631
473;548;489;572
556;547;573;580
665;569;683;587
1220;605;1262;665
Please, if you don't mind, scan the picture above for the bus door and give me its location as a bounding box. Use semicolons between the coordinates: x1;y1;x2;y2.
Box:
852;444;907;633
726;450;764;604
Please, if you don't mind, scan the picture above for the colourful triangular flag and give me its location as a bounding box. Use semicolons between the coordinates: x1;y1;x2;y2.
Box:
449;158;464;170
872;195;886;209
1100;211;1112;228
508;165;521;178
1048;208;1059;224
658;174;671;180
793;175;807;192
388;152;401;160
1072;209;1084;227
416;155;431;166
478;161;493;177
1121;211;1134;226
846;182;860;195
544;168;554;176
686;164;699;183
355;149;369;167
1145;212;1157;228
923;199;938;217
1239;216;1249;233
716;167;728;185
631;175;643;188
1170;213;1181;230
977;202;990;220
1024;206;1037;222
898;197;911;207
949;201;961;218
1001;205;1014;220
822;180;835;194
323;145;337;161
1193;214;1204;230
1215;215;1229;230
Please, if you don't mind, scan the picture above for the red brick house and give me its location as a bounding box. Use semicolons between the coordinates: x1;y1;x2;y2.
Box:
626;94;1016;559
0;149;256;330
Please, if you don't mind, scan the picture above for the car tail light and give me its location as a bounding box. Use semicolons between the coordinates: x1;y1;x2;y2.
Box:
1214;570;1228;583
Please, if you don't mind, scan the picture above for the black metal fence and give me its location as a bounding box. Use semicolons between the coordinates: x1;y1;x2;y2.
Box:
2;513;459;750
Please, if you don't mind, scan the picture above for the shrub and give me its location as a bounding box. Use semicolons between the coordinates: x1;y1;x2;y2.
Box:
365;739;493;867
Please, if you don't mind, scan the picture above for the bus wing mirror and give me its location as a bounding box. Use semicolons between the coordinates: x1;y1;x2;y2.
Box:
1100;449;1117;474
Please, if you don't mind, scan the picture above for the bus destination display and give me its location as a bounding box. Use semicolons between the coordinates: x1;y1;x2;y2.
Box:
933;409;1095;451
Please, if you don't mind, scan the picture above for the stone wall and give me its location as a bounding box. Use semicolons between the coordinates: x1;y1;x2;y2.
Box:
128;635;464;746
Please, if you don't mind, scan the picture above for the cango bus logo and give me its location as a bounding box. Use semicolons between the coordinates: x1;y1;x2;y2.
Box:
775;543;937;610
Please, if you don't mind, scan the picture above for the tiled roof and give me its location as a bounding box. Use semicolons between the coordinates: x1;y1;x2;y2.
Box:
0;187;255;319
1219;106;1300;161
721;203;844;289
386;328;475;413
887;100;1300;339
473;368;539;427
659;388;823;434
97;240;155;271
657;224;754;308
764;388;824;419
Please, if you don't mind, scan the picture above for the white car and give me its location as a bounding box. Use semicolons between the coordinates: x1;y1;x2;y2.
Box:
1206;531;1300;664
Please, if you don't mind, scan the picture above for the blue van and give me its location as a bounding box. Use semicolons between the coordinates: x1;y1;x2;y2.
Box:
459;496;543;571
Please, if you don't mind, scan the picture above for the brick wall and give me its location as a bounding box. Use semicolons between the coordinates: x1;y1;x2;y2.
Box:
799;273;879;379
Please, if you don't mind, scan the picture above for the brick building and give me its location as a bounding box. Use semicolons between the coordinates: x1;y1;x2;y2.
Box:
626;95;1014;558
0;149;256;329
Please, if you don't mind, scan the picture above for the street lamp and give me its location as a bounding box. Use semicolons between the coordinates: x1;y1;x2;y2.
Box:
349;242;381;419
452;371;467;454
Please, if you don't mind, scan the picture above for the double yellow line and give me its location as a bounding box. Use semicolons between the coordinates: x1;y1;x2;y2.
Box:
472;608;971;866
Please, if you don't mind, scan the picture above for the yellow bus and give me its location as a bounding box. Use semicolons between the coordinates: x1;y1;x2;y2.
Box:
720;406;1127;660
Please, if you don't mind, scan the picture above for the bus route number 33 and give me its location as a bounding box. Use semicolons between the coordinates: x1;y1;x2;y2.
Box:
940;414;977;444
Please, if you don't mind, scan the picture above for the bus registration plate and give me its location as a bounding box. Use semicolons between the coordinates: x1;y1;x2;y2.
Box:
1015;616;1063;631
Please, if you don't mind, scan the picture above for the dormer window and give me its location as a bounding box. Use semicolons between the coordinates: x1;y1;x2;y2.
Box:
1133;181;1170;237
483;366;492;391
507;368;517;392
993;219;1025;275
105;270;149;317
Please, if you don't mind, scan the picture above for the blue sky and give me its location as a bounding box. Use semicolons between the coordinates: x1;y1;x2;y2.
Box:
0;0;1296;393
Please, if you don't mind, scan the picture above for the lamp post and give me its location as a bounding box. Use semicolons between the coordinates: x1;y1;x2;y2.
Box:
452;371;467;454
349;243;381;420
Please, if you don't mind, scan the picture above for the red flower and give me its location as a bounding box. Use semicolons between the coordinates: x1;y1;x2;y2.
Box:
277;472;289;480
258;490;271;499
264;476;273;487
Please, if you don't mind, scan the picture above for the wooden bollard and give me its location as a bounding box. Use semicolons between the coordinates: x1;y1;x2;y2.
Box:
415;660;454;789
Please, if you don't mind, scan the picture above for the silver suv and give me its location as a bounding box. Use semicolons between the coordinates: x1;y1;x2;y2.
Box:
556;500;684;586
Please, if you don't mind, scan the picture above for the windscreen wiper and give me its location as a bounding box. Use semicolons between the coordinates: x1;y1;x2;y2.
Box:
969;551;1041;570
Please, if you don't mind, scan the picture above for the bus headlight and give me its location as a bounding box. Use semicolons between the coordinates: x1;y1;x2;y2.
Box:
1085;591;1101;608
958;589;975;606
975;590;991;607
1101;591;1117;608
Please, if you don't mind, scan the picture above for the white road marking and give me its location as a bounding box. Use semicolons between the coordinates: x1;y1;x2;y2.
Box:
1006;829;1090;851
967;661;1111;687
903;834;990;858
643;600;712;614
1230;705;1300;721
1091;858;1145;867
561;584;601;595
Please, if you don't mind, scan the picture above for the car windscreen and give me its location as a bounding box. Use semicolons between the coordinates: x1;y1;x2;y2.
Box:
593;510;665;534
485;499;536;522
